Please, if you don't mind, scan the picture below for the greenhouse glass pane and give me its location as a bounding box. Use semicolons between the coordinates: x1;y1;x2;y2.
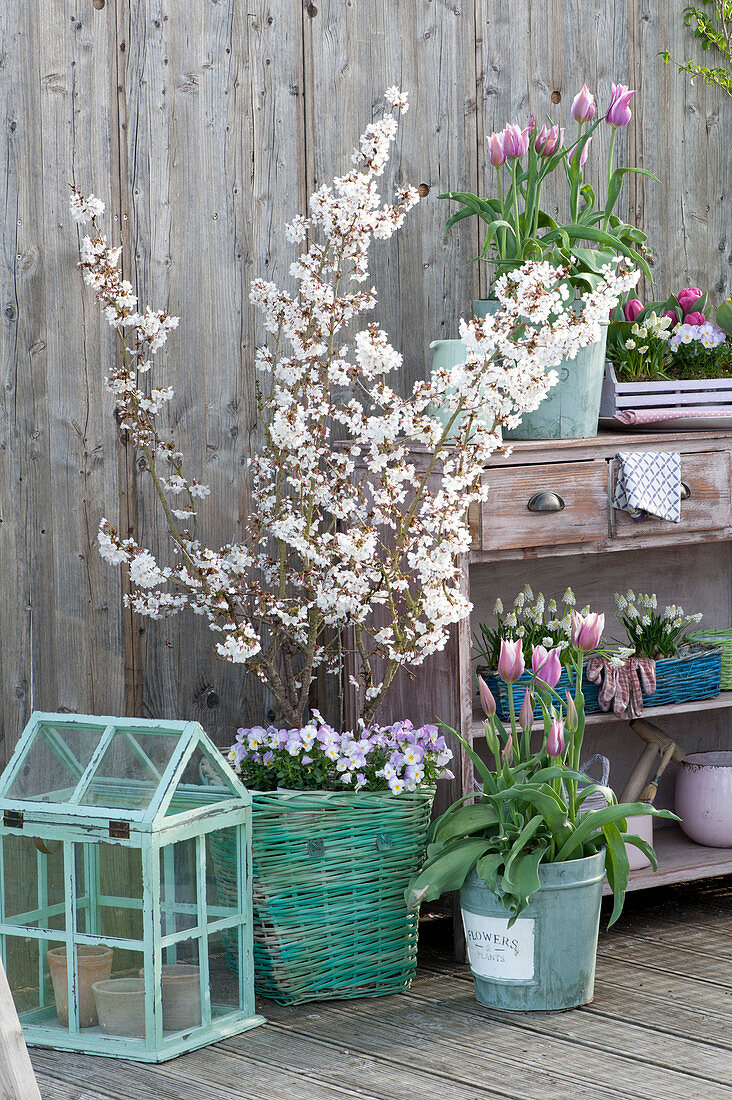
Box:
5;933;64;1021
164;745;241;818
2;834;65;931
78;731;179;810
159;838;199;936
5;723;102;801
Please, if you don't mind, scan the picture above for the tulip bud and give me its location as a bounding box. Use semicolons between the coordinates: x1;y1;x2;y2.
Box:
564;690;579;733
502;123;531;160
497;638;525;683
546;718;565;758
478;674;497;717
518;688;533;731
683;311;705;327
571;84;596;123
535;123;563;158
623;299;643;323
570;611;605;652
606;82;635;127
569;136;591;170
502;731;514;765
488;130;506;168
531;644;563;689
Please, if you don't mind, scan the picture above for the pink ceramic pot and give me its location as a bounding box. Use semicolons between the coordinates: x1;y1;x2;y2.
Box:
625;814;653;870
676;751;732;847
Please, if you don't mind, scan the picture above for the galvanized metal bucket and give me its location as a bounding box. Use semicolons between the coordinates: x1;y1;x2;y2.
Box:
471;298;607;440
460;850;606;1011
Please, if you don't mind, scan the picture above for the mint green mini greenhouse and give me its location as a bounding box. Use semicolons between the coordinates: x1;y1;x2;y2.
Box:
0;712;264;1061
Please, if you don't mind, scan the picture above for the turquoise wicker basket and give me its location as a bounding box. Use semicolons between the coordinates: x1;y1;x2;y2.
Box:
209;788;433;1006
481;666;601;720
689;632;732;691
643;644;721;706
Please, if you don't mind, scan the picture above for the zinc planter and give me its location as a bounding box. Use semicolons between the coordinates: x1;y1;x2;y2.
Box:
676;751;732;847
47;945;113;1028
472;299;607;440
460;850;606;1011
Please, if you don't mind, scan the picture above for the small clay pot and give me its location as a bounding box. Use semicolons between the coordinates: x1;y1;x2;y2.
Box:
139;964;202;1031
92;978;146;1038
47;945;113;1028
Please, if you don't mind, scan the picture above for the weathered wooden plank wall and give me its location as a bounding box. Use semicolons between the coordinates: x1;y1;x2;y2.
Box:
0;0;729;760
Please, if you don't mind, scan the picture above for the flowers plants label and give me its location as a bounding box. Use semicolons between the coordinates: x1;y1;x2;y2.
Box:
461;911;535;982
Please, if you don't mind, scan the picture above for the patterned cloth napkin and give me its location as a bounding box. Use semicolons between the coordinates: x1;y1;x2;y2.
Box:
586;656;657;720
613;450;681;522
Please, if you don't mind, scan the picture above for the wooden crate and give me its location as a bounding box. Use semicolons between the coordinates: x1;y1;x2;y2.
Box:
599;362;732;417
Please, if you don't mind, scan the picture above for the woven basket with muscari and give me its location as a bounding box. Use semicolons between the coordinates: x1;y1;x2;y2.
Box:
688;632;732;691
209;788;433;1005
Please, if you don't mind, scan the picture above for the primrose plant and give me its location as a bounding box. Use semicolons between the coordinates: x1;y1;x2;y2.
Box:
408;610;676;925
73;88;638;731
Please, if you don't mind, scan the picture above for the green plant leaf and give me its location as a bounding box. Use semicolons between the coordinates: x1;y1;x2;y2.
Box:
430;801;501;845
476;851;505;893
502;845;546;911
405;837;493;909
623;833;659;870
602;821;632;926
556;801;678;862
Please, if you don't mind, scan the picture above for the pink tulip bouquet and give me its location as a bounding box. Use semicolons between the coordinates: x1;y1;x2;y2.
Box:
441;81;657;292
407;610;676;925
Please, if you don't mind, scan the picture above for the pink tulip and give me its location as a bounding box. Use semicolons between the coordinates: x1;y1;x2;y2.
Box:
683;311;705;326
489;130;506;168
623;299;643;323
502;731;514;765
502;123;531;159
606;82;635;127
571;84;596;123
565;690;579;733
569;136;591;170
677;286;702;313
497;638;525;683
478;674;497;717
547;717;565;757
535;123;563;157
519;688;533;731
570;611;605;652
662;309;679;327
531;644;563;689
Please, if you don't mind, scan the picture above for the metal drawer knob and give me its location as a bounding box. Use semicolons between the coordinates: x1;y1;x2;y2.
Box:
527;492;565;513
681;482;691;501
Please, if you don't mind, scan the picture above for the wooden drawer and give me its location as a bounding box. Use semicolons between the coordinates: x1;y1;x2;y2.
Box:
479;460;608;551
611;450;731;539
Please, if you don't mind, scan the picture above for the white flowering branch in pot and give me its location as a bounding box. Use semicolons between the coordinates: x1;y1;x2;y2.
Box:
72;87;638;730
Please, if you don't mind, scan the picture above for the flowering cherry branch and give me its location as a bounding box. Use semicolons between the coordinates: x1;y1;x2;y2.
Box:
73;88;638;729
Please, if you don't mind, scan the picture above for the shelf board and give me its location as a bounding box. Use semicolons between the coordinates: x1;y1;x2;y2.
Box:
471;691;732;738
603;824;732;895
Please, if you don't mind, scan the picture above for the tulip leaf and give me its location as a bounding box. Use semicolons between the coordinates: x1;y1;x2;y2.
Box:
453;728;499;797
475;851;505;894
495;783;571;848
623;833;658;870
430;801;501;845
405;836;493;909
602;821;630;926
556;801;678;862
502;846;546;918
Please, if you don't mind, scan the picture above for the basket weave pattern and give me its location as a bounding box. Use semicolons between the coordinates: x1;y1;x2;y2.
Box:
482;645;721;719
689;631;732;691
210;788;433;1005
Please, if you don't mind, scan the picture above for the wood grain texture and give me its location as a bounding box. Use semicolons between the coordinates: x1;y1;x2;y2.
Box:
0;2;730;765
28;879;732;1100
0;960;41;1100
0;0;124;767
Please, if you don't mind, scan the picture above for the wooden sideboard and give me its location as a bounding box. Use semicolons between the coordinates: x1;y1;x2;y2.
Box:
375;429;732;894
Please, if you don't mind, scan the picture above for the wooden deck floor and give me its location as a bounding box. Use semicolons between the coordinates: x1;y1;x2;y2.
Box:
30;877;732;1100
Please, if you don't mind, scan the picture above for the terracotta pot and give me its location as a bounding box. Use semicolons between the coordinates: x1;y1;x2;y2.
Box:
92;978;146;1038
140;964;201;1031
676;751;732;847
47;945;113;1027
